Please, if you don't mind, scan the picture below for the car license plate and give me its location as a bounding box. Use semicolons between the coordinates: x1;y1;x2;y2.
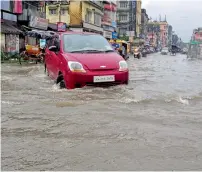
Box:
93;75;115;83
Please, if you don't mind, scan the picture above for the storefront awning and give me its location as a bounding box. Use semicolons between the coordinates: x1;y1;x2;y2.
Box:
1;20;23;35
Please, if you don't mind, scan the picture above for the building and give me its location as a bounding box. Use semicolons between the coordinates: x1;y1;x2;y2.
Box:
116;0;136;42
45;0;70;28
102;0;117;40
1;0;24;53
18;1;48;31
141;8;149;40
68;1;104;34
167;25;173;47
135;0;141;38
147;21;160;48
192;27;202;41
159;21;168;48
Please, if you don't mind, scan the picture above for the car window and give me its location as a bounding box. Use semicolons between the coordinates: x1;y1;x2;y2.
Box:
63;34;113;52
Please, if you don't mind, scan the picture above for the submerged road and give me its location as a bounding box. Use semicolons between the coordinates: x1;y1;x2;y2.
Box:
1;53;202;170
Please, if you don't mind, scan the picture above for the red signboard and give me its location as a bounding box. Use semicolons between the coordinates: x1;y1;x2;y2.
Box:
104;4;117;12
57;22;67;32
13;0;22;14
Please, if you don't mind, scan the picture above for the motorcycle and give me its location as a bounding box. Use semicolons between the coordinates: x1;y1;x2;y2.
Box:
141;49;147;57
134;48;141;59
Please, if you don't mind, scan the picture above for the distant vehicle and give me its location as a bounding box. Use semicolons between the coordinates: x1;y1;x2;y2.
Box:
45;31;129;89
181;48;188;54
141;48;147;57
161;47;169;55
133;47;141;59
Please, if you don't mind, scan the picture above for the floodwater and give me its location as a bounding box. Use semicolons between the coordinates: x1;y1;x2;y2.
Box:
1;53;202;170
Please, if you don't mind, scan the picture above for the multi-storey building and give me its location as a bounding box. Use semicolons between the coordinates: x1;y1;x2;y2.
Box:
167;25;173;47
68;0;104;34
135;0;141;37
116;0;136;37
147;21;160;47
159;21;168;48
141;8;149;39
102;0;117;40
45;0;70;27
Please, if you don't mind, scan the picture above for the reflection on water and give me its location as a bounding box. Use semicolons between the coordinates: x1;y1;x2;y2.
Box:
1;54;202;171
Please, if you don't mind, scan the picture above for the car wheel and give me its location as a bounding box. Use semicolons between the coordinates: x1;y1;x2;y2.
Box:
60;80;66;89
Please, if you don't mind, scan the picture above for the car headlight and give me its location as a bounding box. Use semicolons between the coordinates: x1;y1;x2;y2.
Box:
68;61;86;73
119;60;128;71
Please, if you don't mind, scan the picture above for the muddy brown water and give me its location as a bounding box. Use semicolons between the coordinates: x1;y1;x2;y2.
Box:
1;53;202;170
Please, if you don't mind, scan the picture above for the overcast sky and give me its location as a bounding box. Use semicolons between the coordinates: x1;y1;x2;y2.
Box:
142;0;202;42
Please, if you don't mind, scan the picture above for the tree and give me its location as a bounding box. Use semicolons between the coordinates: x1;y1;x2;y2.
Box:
119;33;129;41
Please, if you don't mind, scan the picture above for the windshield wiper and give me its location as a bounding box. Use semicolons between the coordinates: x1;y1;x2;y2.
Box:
103;50;114;53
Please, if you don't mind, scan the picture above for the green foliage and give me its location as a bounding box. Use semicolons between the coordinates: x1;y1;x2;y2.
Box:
119;33;129;41
1;51;21;63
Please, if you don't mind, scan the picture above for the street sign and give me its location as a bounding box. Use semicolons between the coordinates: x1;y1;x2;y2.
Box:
112;32;117;39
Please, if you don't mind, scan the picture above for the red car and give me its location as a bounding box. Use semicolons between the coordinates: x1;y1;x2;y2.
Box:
45;31;129;89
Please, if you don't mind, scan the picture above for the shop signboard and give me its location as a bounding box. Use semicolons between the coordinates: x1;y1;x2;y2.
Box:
57;22;67;32
112;32;117;39
29;16;48;30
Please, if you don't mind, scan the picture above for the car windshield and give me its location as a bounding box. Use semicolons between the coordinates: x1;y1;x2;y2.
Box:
63;34;114;53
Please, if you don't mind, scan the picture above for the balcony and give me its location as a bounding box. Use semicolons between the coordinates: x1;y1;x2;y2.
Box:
87;1;104;11
117;7;130;12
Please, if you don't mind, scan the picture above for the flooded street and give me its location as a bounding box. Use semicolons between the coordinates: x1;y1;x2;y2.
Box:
1;53;202;170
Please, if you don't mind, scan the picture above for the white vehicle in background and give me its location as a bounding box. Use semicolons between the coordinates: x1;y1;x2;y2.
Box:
161;47;169;55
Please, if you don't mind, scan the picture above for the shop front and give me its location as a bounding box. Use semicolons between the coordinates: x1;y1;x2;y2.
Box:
1;19;23;53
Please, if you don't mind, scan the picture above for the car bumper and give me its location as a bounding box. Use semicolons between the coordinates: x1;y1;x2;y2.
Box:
65;70;129;89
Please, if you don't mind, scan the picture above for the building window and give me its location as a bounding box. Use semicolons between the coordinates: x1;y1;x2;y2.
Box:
94;13;101;26
120;15;127;22
85;10;92;23
49;9;57;15
61;9;68;15
120;2;128;8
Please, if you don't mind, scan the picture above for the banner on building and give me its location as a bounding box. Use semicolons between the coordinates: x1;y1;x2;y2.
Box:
13;0;22;14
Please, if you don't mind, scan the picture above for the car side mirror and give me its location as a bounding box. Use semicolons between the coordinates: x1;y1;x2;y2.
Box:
49;46;59;52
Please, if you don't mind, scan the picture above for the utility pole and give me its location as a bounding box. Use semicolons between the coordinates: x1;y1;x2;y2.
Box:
59;2;61;22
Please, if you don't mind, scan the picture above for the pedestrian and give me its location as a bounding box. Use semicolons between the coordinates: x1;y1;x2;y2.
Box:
122;45;126;58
